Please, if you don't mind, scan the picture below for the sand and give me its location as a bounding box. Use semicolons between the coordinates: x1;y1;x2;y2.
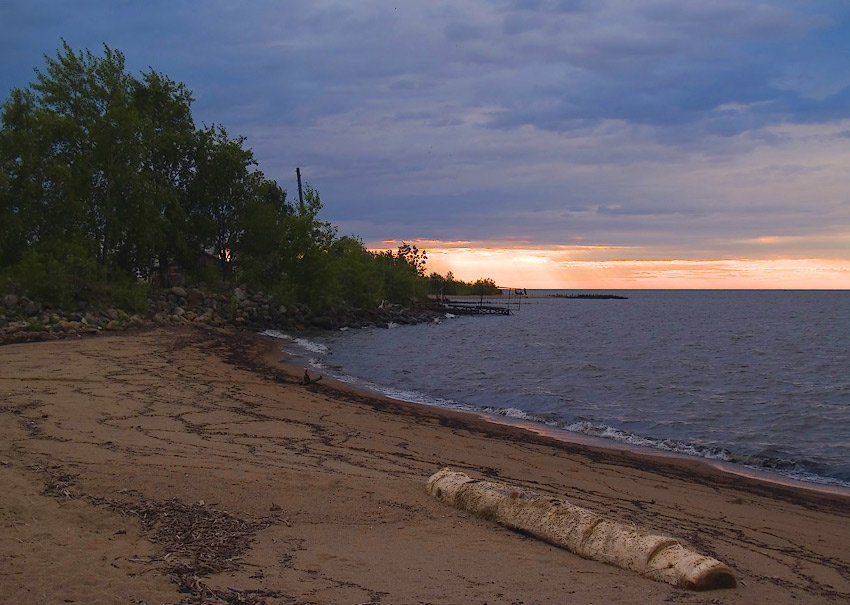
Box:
0;325;847;604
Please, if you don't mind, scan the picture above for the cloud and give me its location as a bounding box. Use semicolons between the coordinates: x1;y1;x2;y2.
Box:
1;0;848;287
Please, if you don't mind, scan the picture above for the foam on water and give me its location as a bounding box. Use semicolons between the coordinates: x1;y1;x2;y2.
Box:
261;329;329;355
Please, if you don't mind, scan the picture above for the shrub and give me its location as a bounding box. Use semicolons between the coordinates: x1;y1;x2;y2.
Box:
109;283;150;314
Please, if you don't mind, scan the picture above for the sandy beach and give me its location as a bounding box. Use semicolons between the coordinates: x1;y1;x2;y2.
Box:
0;326;847;604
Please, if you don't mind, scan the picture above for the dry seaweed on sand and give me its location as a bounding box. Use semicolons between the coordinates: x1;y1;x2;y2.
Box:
174;575;284;605
91;495;287;604
97;497;271;575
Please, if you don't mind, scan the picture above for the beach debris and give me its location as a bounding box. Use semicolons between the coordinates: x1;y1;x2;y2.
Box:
426;469;736;591
301;369;323;386
99;497;271;576
174;575;284;604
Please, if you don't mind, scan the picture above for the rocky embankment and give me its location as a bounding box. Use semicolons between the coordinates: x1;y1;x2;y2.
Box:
0;286;445;345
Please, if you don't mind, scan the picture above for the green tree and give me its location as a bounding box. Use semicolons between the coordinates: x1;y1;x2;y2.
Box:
275;185;338;308
189;125;259;280
0;41;200;283
1;41;504;313
131;69;197;281
31;41;144;271
328;236;382;309
472;277;501;297
232;178;291;289
396;241;427;277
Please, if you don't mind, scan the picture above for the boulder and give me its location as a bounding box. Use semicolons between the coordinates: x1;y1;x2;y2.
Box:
5;321;27;334
60;321;82;333
186;288;205;307
23;301;41;316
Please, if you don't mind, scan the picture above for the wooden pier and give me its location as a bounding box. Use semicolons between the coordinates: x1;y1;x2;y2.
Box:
441;302;512;315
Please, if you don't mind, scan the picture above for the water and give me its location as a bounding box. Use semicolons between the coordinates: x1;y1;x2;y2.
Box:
266;290;850;488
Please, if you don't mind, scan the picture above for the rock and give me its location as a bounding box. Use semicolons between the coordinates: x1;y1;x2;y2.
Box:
60;321;82;333
23;301;40;316
170;286;187;298
105;320;122;331
233;288;248;302
312;316;335;330
186;288;205;307
5;321;27;334
4;294;19;309
5;331;28;344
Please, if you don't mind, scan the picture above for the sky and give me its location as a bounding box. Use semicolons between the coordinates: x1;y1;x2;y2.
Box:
1;1;848;289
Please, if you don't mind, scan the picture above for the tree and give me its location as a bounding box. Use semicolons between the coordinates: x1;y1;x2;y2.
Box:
131;69;197;281
189;125;259;280
31;41;144;271
273;184;338;307
0;41;200;283
2;41;503;313
472;277;500;297
0;88;47;267
396;241;427;276
328;236;382;309
232;178;291;289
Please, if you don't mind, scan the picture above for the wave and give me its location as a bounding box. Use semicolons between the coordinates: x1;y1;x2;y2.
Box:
480;406;850;489
260;329;330;354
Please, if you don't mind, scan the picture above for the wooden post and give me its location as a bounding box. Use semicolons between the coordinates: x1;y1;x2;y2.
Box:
296;167;304;210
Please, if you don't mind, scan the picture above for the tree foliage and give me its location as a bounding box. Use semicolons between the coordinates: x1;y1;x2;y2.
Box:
0;42;498;311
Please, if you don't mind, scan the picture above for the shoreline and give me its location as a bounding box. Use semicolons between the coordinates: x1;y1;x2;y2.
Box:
477;412;850;499
268;329;850;499
1;325;847;603
257;334;849;515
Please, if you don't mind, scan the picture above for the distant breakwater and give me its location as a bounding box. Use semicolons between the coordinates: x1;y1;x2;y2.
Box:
0;286;444;346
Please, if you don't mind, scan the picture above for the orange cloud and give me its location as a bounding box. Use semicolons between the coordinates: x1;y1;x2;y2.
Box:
384;242;850;289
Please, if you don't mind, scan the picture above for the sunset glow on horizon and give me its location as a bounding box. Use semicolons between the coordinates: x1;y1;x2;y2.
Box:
373;241;850;290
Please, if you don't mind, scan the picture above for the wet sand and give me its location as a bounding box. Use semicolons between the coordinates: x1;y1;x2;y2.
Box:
0;326;847;604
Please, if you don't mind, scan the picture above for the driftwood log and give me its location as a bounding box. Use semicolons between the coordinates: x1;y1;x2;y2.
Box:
426;469;736;591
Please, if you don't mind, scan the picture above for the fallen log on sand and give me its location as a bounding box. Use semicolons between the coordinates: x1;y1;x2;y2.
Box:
426;469;736;591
